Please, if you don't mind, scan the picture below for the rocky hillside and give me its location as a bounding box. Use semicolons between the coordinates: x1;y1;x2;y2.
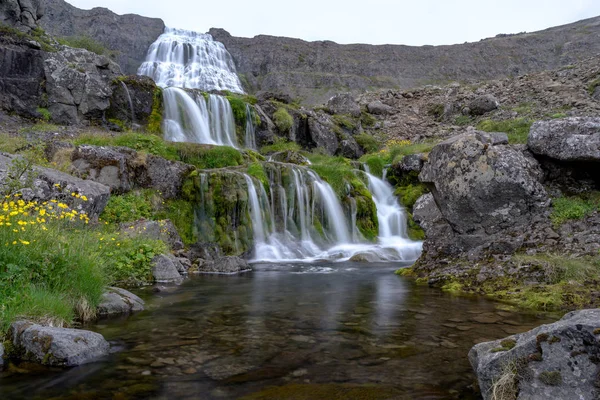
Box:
211;16;600;104
39;0;164;75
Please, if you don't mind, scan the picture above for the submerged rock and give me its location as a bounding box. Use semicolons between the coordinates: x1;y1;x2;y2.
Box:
528;117;600;162
151;254;184;284
348;252;384;262
469;309;600;400
197;256;251;274
97;287;145;317
9;321;110;367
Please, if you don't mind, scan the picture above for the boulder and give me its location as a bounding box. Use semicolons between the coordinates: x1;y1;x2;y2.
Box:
467;94;500;115
144;154;195;199
106;75;158;128
9;321;109;367
197;256;251;274
413;193;460;258
43;46;121;124
419;132;549;255
397;153;427;173
268;151;310;165
0;0;44;31
469;309;600;400
254;104;277;147
528;117;600;162
337;136;364;159
151;254;184;284
120;219;184;250
306;112;339;155
0;153;111;219
366;101;393;115
97;287;144;317
326;93;361;117
349;252;383;262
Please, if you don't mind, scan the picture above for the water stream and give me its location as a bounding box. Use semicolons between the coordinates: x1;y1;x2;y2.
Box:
0;263;556;400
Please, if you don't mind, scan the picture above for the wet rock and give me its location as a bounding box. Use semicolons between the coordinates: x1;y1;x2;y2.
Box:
367;101;393;115
197;256;252;274
0;153;111;219
254;104;277;147
469;309;600;400
467;94;500;115
120;219;184;250
349;252;383;262
269;150;310;165
151;254;184;284
9;321;109;367
106;76;158;127
203;359;256;380
419;133;549;256
97;287;145;317
397;153;427;173
528;117;600;162
326;93;361;117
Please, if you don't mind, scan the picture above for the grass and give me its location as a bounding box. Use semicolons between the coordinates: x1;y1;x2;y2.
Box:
0;24;56;52
273;107;294;133
247;162;269;189
260;137;301;154
355;133;381;153
57;35;110;56
360;153;385;178
550;193;600;225
477;118;533;144
100;189;159;224
395;183;427;209
454;115;472;126
332;114;357;131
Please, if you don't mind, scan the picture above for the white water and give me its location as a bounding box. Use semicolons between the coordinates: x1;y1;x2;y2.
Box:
244;164;422;263
244;104;257;149
138;27;244;92
163;88;238;146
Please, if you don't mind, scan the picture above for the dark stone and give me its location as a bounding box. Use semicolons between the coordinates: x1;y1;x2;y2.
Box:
468;94;500;115
326;93;361;117
366;101;393;115
9;321;110;367
97;287;144;317
106;75;158;128
470;309;600;400
197;256;251;274
151;254;184;284
269;151;309;165
397;153;427;173
337;136;364;159
0;0;44;32
528;117;600;162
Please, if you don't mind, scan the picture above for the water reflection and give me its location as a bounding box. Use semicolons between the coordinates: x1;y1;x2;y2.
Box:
0;262;555;400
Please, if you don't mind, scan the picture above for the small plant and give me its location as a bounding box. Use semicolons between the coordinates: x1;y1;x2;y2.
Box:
355;133;381;153
538;371;562;386
477;118;533;144
332;114;357;131
100;190;158;224
36;107;52;122
273;107;294;133
454;115;472;126
550;194;599;225
57;35;108;56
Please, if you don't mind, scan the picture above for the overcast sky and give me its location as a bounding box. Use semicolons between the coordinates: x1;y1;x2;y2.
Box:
66;0;600;46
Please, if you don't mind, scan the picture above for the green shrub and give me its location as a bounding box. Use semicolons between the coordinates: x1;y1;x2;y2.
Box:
477;118;533;144
273;107;294;133
104;237;167;286
57;35;108;55
100;190;158;224
355;133;381;153
36;107;52;122
454;115;472;126
360;111;377;127
260;137;301;154
332;114;357;130
550;194;599;225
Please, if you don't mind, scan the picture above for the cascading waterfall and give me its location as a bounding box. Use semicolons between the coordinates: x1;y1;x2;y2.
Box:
242;163;422;263
244;104;257;149
139;27;247;147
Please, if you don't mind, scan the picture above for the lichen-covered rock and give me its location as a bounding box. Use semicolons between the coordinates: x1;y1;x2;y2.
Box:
43;46;121;124
9;321;109;367
326;93;361;117
366;101;393;115
151;254;184;284
413;193;459;258
268;151;310;165
97;287;144;317
467;94;500;115
528;117;600;162
197;256;251;274
306;112;339;155
419;132;549;255
397;153;427;173
469;309;600;400
0;153;110;219
0;0;44;32
120;219;183;250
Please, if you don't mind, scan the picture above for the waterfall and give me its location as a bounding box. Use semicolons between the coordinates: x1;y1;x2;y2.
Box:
162;88;238;146
138;27;252;148
119;81;135;128
244;104;257;149
138;27;244;92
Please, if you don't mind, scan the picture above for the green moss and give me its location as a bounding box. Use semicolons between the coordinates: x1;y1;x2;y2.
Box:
260;137;301;154
407;214;425;240
355;133;381;153
360;111;377;127
454;115;472;126
147;87;163;134
395;183;427;210
100;189;158;224
36;107;52;122
273;107;294;133
359;154;385;178
395;267;416;277
386;141;436;164
108;118;127;131
442;281;463;293
550;193;600;225
157;199;195;245
477;118;533;144
247;162;269;190
539;371;562;386
176;144;244;169
332;114;357;130
226;95;247;127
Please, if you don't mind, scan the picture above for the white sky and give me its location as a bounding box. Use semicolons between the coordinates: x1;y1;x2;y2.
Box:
66;0;600;46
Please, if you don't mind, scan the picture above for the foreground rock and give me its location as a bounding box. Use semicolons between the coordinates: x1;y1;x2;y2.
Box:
469;309;600;400
528;117;600;162
418;132;549;257
9;321;109;367
197;256;251;274
97;287;144;317
152;254;184;284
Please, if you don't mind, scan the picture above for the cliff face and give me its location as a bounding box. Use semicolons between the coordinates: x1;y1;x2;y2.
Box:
210;16;600;104
39;0;164;75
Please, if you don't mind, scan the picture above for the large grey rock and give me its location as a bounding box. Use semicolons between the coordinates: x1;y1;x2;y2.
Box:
9;321;109;367
397;153;427;173
97;287;144;317
337;136;364;159
528;117;600;162
419;133;549;254
43;46;121;124
0;153;111;219
413;193;460;258
305;112;339;155
268;151;310;165
152;254;184;284
468;94;500;115
326;93;361;117
469;309;600;400
0;0;44;31
120;219;184;250
366;101;393;115
40;0;164;75
197;256;251;274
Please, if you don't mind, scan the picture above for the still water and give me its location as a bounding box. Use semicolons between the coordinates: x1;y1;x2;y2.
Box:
0;263;556;399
